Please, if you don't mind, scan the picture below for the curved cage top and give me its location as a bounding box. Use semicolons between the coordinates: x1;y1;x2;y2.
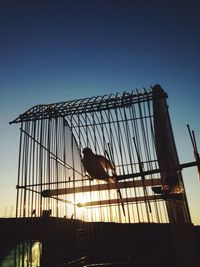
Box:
10;85;167;124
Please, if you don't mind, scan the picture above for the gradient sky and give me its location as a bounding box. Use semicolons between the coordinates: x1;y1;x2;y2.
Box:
0;0;199;224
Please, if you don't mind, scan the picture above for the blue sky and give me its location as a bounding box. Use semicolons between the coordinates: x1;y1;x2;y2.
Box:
0;0;199;223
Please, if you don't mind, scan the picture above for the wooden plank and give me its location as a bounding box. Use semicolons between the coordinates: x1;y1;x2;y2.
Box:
42;178;161;197
77;195;164;207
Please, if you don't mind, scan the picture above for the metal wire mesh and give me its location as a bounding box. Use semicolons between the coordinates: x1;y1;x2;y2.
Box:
11;85;190;224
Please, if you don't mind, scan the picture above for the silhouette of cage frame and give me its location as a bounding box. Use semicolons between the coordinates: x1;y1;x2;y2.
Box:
10;84;191;224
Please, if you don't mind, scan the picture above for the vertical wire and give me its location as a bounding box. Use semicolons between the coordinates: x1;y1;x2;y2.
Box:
44;118;48;214
107;110;125;222
31;121;36;217
50;118;54;216
137;98;151;222
23;121;30;267
104;110;116;222
93;113;104;222
84;113;93;222
39;118;44;217
23;121;29;217
58;117;63;219
116;109;129;174
63;117;68;218
57;117;61;218
92;111;98;221
105;111;122;174
71;115;88;150
53;118;57;217
15;123;23;267
27;120;31;218
72;113;92;221
92;111;103;222
37;120;41;216
143;98;157;221
52;118;57;241
62;117;67;218
97;109;119;222
64;119;71;218
77;113;84;221
113;108;127;222
106;110;115;222
70;116;76;220
99;112;112;220
64;118;71;218
46;118;50;214
132;106;144;222
26;121;30;218
68;119;78;219
47;118;51;213
21;122;26;218
59;117;62;217
51;118;57;216
43;118;49;264
57;118;62;261
122;107;136;223
43;118;46;212
98;110;109;222
54;117;57;217
114;108;126;223
82;113;97;151
130;105;142;222
120;106;136;223
42;119;46;216
53;119;57;217
93;112;105;152
107;110;119;222
143;96;160;222
138;96;154;257
16;124;23;217
140;100;153;220
35;120;39;217
28;121;33;218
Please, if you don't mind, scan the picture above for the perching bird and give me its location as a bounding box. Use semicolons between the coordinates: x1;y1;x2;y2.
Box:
82;147;125;216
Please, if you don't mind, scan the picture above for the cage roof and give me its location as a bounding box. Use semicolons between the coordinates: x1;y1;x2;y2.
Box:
10;84;167;124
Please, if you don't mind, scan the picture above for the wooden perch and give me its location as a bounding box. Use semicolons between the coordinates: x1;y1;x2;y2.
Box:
42;178;161;197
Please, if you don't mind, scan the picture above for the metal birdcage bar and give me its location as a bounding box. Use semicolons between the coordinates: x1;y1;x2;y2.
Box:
7;84;200;267
9;84;191;225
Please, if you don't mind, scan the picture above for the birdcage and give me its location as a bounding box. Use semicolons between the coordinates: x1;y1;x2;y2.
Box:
8;84;199;267
10;84;190;224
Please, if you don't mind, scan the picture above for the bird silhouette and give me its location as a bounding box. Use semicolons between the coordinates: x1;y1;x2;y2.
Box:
82;147;125;216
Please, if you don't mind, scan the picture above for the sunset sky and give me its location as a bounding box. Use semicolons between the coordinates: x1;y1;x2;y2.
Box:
0;0;199;224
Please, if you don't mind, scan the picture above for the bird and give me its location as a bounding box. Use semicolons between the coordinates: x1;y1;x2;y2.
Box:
82;147;125;216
